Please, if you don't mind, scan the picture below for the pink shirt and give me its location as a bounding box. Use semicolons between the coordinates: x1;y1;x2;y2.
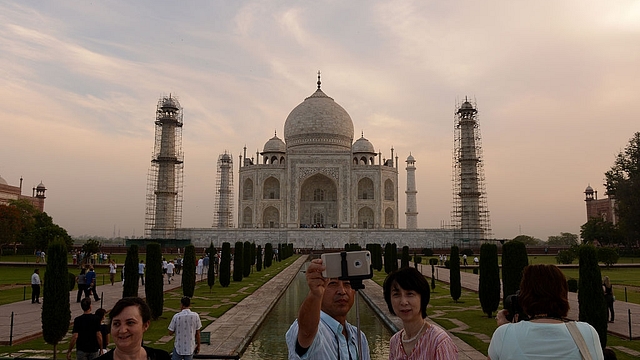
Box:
389;324;458;360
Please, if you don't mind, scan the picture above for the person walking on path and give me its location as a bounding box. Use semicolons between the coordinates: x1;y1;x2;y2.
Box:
31;269;41;304
603;276;615;323
138;260;146;285
463;254;468;266
67;298;102;360
109;260;117;286
285;258;371;360
168;297;202;360
85;267;100;301
166;260;175;285
77;268;88;302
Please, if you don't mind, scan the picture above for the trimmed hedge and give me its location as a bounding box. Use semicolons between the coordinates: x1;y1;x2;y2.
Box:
479;243;500;318
449;245;461;302
145;242;163;319
219;242;231;287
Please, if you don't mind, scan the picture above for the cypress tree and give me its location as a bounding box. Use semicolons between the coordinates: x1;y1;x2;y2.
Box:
42;238;70;360
384;243;392;274
251;243;256;269
145;242;163;320
182;245;196;298
264;243;273;268
479;243;500;318
391;243;398;271
207;243;216;291
374;244;383;271
501;240;528;303
256;245;263;272
450;245;461;302
429;258;438;290
243;241;251;277
219;242;231;287
401;246;410;268
233;241;243;281
123;244;139;297
579;245;608;348
277;243;282;262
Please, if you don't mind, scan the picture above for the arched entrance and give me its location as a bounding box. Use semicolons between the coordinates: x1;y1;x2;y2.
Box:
299;174;337;227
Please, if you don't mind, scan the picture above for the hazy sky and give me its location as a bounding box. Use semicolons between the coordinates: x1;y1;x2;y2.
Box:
1;1;638;241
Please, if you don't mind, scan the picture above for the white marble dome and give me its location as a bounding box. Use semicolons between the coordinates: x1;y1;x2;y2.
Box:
284;88;354;150
352;135;375;153
0;175;7;185
263;134;286;153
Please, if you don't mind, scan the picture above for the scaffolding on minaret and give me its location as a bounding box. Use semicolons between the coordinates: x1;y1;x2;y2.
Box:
451;98;492;246
213;151;234;228
144;95;184;239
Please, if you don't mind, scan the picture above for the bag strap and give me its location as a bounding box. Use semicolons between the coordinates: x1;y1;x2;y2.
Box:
566;322;593;360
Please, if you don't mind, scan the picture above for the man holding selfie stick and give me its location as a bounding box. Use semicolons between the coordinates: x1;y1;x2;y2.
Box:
285;257;370;360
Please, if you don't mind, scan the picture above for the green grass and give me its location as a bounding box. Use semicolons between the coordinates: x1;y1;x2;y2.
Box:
0;256;299;358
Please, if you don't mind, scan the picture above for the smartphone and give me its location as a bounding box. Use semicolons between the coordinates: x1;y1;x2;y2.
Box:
321;251;372;279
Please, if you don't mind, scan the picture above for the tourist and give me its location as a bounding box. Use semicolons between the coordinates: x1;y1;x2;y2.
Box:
31;268;41;304
138;260;145;285
488;264;603;359
285;258;370;359
109;260;117;286
67;298;102;360
96;297;170;360
95;308;110;355
166;260;175;284
603;276;615;323
383;267;457;359
168;297;202;359
85;266;101;301
76;268;88;302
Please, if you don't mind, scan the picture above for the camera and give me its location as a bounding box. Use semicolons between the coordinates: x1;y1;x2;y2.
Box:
504;291;529;322
321;251;373;280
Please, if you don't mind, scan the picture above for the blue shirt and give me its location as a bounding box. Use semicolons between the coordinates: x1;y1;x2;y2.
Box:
85;270;96;286
285;311;370;360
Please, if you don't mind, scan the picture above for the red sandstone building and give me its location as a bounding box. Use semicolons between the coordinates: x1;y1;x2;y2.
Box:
584;184;617;224
0;175;46;212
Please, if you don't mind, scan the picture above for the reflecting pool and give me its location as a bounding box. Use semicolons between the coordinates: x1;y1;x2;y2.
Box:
242;263;392;359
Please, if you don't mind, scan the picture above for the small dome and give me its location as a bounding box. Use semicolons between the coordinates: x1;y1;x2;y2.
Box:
352;135;375;154
461;101;474;109
406;154;415;162
0;175;7;185
585;185;594;193
36;182;46;189
160;96;180;110
263;134;286;153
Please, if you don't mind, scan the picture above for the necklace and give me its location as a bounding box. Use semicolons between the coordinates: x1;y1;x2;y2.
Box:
402;321;427;343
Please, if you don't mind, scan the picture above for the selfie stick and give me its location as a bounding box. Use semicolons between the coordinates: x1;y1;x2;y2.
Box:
339;251;372;360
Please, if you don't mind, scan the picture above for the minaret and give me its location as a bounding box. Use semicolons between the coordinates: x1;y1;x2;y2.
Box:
405;153;418;229
452;98;491;245
213;152;234;228
145;95;184;239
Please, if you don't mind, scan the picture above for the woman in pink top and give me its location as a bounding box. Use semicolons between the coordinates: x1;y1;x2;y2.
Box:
383;267;458;359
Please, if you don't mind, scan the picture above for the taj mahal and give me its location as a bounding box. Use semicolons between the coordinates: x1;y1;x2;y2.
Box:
146;73;491;249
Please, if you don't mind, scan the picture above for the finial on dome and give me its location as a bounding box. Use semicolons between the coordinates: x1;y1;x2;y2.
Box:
361;131;364;138
317;70;321;89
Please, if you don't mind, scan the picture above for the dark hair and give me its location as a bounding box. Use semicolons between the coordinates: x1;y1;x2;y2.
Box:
383;267;430;318
108;297;151;325
95;308;107;320
80;297;92;311
80;268;86;275
181;297;191;307
519;264;569;318
603;348;617;360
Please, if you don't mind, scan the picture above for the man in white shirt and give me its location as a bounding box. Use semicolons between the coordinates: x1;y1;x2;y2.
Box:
166;260;175;284
31;269;41;304
168;297;202;360
109;259;117;285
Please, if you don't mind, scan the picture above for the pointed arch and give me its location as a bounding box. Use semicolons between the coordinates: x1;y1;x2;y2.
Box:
243;178;254;200
358;177;374;200
263;177;280;199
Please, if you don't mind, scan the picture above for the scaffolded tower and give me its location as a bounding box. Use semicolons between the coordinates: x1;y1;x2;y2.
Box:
145;95;184;239
452;98;492;246
213;152;234;228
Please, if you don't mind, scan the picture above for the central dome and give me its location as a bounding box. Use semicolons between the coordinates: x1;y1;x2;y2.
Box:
284;88;354;151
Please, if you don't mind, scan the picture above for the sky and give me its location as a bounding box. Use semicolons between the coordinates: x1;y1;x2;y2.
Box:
1;1;639;241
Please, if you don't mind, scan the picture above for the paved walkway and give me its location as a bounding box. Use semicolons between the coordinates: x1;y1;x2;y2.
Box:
0;272;185;345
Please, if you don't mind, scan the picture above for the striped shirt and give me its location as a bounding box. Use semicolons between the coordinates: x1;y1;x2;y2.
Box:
168;309;202;356
286;311;370;360
389;323;458;359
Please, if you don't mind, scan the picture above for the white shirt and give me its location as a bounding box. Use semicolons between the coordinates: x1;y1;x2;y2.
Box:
168;308;202;355
109;263;117;274
166;262;175;274
31;273;41;285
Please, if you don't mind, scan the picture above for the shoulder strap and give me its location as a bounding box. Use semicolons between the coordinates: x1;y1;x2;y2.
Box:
565;322;593;360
